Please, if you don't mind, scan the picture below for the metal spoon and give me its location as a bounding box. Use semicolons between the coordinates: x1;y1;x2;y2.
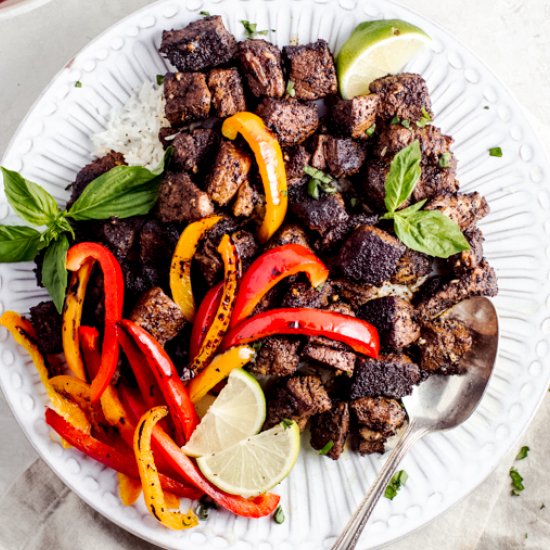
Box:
332;296;499;550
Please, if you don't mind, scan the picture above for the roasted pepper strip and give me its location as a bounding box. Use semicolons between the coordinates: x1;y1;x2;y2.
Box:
222;308;380;359
119;320;199;446
187;346;255;403
191;234;240;372
169;215;223;322
189;282;223;359
134;406;199;530
50;375;91;412
118;472;142;506
222;112;287;243
230;244;329;327
0;311;90;433
62;259;94;380
66;243;124;402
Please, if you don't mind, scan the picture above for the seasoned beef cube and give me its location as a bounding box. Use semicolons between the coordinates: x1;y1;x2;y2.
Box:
158;126;179;147
139;219;180;272
264;375;332;430
250;337;301;377
350;354;421;400
164;72;211;125
256;98;319;146
291;191;349;238
310;135;366;178
281;281;332;309
96;217;144;264
171;129;218;173
412;161;459;202
451;227;484;272
330;94;380;139
356;427;386;455
232;180;257;217
29;301;62;355
129;287;185;346
207;68;246;118
310;134;330;171
351;397;406;435
156;172;214;223
283;146;311;187
283;40;337;100
416;259;498;320
207;141;252;206
231;229;258;272
369;73;433;122
392;249;432;285
159;15;237;72
302;339;356;374
237;39;285;98
310;402;350;460
331;279;379;310
418;317;472;374
361;159;388;211
268;224;311;250
335;225;405;285
425;192;490;231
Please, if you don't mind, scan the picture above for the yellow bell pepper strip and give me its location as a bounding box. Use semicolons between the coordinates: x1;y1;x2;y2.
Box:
187;346;255;403
222;112;287;243
0;311;90;433
62;258;94;381
169;215;223;322
118;472;142;506
50;375;91;411
163;491;180;510
134;406;199;530
191;234;241;373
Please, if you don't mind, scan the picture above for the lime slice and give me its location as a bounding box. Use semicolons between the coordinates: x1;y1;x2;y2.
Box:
337;19;431;99
182;368;265;457
196;421;301;497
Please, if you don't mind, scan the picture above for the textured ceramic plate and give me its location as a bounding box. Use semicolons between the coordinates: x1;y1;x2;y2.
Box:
1;0;549;548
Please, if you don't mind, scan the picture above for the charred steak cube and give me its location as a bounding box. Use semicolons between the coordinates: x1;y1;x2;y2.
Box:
450;227;484;273
425;192;490;231
412;161;459;203
330;94;380;139
164;72;211;125
264;375;332;431
159;15;237;72
237;39;285;98
231;229;258;272
171;129;218;173
207;68;246;118
310;402;350;460
268;224;311;250
281;281;332;309
283;146;311;187
232;180;257;217
249;337;301;377
291;191;349;239
351;397;406;435
357;296;420;350
302;338;356;375
129;287;186;346
392;249;432;285
207;141;252;206
335;225;406;285
356;427;387;455
139;219;180;274
369;73;433;122
256;98;319;146
361;159;389;211
310;135;366;178
156;172;214;223
350;354;421;400
95;217;145;264
283;39;338;100
29;301;63;355
331;278;379;310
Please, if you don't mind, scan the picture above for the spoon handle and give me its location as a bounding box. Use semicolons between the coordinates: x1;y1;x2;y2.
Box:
331;423;427;550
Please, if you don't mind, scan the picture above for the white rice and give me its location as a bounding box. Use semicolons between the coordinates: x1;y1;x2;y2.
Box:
91;81;170;169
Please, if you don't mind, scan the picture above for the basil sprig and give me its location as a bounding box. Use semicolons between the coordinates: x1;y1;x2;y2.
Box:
381;140;470;258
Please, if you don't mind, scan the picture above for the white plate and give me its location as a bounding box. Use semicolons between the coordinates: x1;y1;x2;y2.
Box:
1;0;549;548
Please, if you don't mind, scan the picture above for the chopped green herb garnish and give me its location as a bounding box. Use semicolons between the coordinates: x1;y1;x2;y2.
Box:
240;20;269;38
540;503;546;510
489;146;503;157
304;165;337;199
524;533;528;539
516;446;530;460
390;115;401;125
74;81;82;88
400;119;411;129
365;123;376;137
304;165;332;184
510;467;525;496
286;80;296;98
385;470;408;500
439;152;452;168
156;74;165;86
274;505;285;524
308;178;320;200
415;106;432;128
483;105;490;110
318;440;334;456
251;340;264;354
350;197;358;207
199;10;211;16
195;503;210;520
281;418;294;430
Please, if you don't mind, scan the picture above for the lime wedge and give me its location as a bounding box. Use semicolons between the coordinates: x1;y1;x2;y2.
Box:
337;19;431;99
196;420;301;498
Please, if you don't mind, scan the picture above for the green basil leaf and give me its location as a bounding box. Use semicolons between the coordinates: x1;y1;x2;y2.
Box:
396;199;427;218
67;150;170;221
1;167;60;226
41;234;69;313
0;225;44;262
384;140;422;214
394;209;470;258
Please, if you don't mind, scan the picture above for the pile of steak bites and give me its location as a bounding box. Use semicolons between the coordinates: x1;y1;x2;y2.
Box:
31;16;497;459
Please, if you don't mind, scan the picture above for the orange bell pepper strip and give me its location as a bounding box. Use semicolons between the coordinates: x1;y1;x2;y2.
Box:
169;215;223;322
134;406;199;530
191;234;241;372
118;472;142;506
62;258;94;381
222;112;287;243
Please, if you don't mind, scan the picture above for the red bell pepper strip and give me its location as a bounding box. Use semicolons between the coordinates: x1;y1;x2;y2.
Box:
45;408;202;500
189;282;223;360
118;320;199;446
66;243;124;402
230;244;329;327
79;326;101;379
222;308;380;359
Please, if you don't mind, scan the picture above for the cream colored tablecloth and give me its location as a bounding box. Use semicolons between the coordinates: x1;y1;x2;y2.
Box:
0;0;549;548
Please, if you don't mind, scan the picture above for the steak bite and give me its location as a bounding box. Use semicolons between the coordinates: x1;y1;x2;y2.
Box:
451;227;484;272
283;40;338;100
350;354;421;400
29;301;63;355
171;129;218;173
356;427;387;455
281;281;332;309
207;68;246;118
330;94;380;139
310;135;366;178
302;337;356;375
156;172;214;223
310;401;350;460
95;217;144;265
232;180;258;217
351;397;407;435
391;249;432;285
361;159;389;211
163;72;211;125
264;375;332;430
159;15;237;72
138;219;180;279
335;225;406;285
129;287;186;346
425;192;490;231
369;73;433;122
207;141;252;206
357;296;420;350
418;317;472;374
256;98;319;145
249;337;301;377
269;224;311;250
283;146;311;187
